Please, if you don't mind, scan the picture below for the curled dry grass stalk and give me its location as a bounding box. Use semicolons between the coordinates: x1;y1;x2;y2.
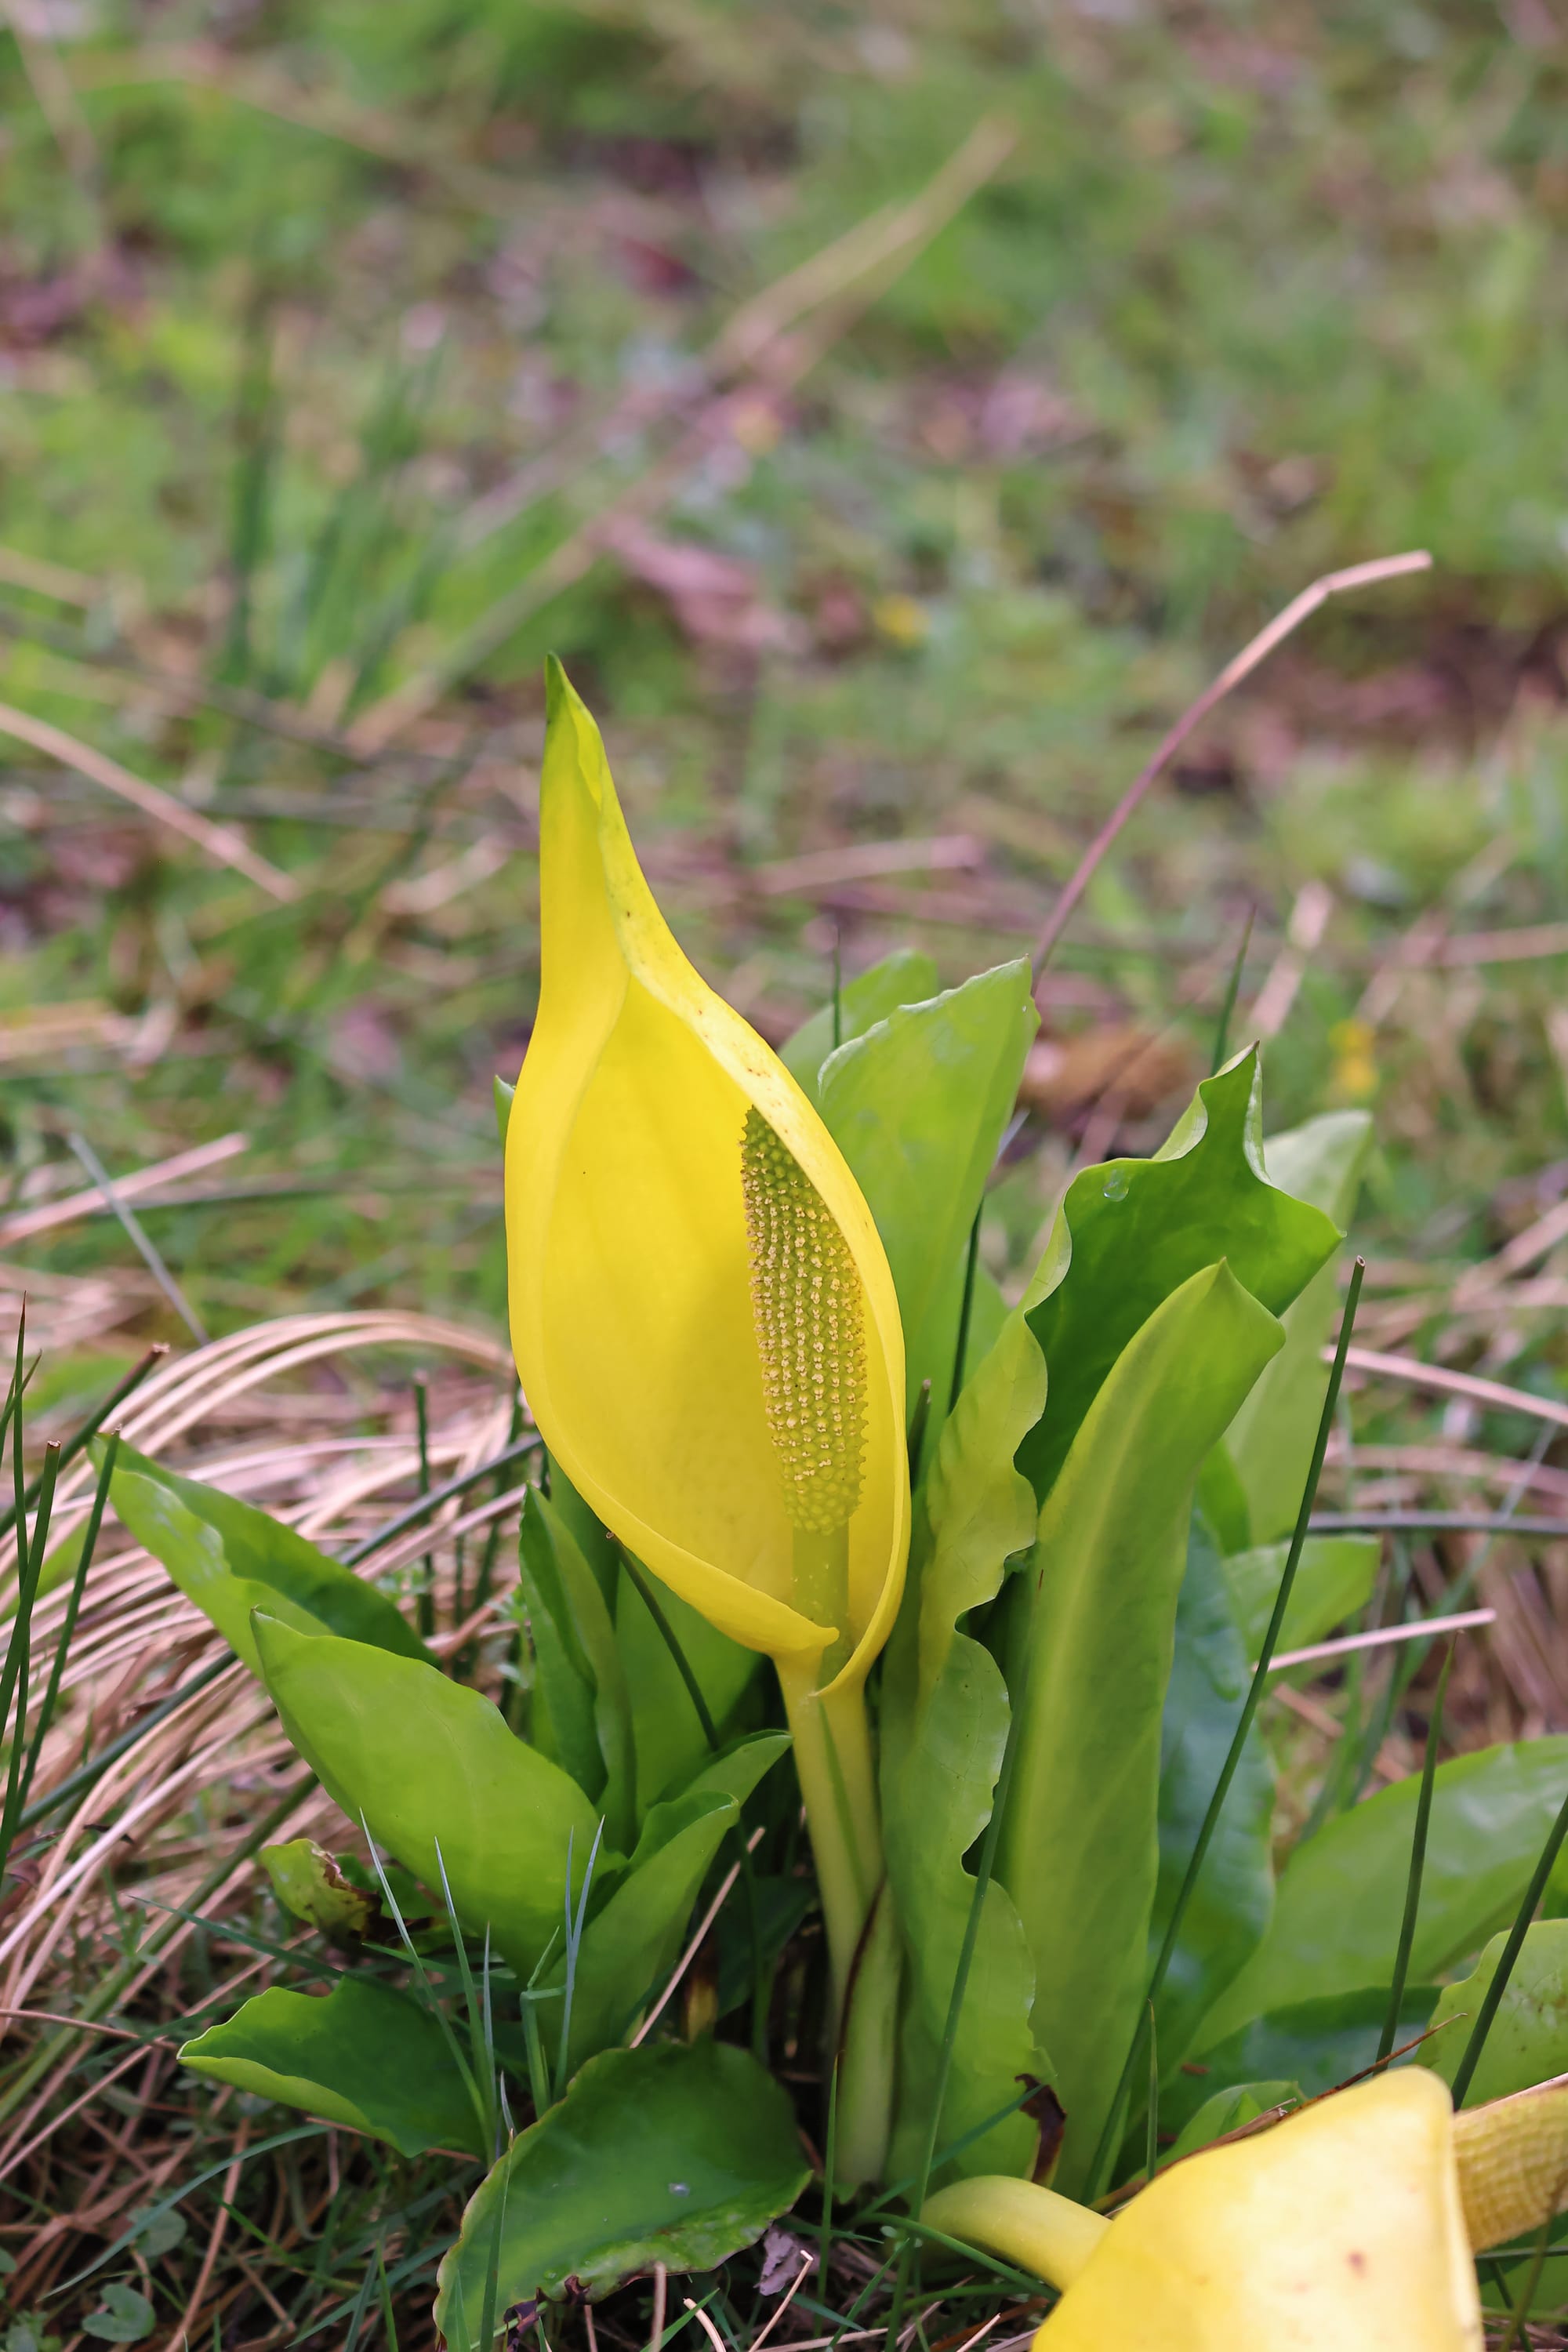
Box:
0;1300;517;2340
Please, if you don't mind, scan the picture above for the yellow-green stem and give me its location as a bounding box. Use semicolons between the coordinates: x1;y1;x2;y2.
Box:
920;2176;1109;2291
837;1875;900;2188
793;1524;851;1684
778;1657;895;2185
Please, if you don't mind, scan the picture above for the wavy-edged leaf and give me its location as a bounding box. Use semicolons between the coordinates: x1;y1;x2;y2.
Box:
434;2041;810;2339
180;1978;483;2158
1197;1738;1568;2049
997;1261;1285;2193
1420;1921;1568;2107
105;1441;430;1675
779;949;940;1104
1225;1109;1375;1543
520;1487;636;1853
881;1309;1048;2184
1014;1049;1339;1509
252;1612;603;1979
817;960;1037;1437
1152;1514;1275;2071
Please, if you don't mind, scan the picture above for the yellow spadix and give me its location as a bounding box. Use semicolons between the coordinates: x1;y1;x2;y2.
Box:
925;2068;1568;2350
506;662;909;2176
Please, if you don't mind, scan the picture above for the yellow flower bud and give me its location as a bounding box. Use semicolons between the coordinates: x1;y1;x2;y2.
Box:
506;659;909;1689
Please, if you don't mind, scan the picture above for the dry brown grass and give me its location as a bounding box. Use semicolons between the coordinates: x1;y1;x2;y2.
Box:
2;1298;517;2343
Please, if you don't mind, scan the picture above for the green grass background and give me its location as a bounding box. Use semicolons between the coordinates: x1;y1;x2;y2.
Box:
4;0;1568;1376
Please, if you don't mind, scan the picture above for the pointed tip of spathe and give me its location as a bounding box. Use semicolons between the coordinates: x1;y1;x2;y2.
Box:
540;655;614;824
544;650;572;717
544;653;597;738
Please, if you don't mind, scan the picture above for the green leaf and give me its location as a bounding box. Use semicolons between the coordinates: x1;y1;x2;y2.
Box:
546;1459;618;1612
105;1440;431;1676
676;1729;792;1810
881;1309;1050;2184
1196;1737;1568;2049
520;1488;636;1853
1218;1534;1379;1659
180;1976;485;2158
252;1612;604;1978
435;2041;811;2339
716;1874;812;2019
1151;1515;1275;2071
1419;1921;1568;2106
541;1738;786;2072
495;1073;516;1148
616;1560;763;1814
126;2203;186;2259
543;1789;739;2071
5;2316;61;2352
779;949;940;1104
996;1260;1286;2194
1014;1048;1340;1509
1194;1442;1252;1555
81;2285;153;2344
817;960;1037;1436
1480;2251;1568;2321
1224;1109;1374;1543
1160;1986;1437;2146
1162;2079;1301;2168
260;1838;377;1938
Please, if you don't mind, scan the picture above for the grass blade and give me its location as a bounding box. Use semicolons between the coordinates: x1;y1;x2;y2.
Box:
0;1343;161;1542
554;1817;605;2097
618;1547;719;1749
1209;907;1254;1076
945;1208;982;1421
0;1443;58;1841
15;1430;118;1818
67;1134;209;1345
1376;1639;1452;2066
413;1375;435;1642
1143;2001;1159;2183
1450;1774;1568;2106
340;1435;539;1567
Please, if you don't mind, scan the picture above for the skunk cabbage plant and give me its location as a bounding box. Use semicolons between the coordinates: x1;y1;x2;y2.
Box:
107;667;1568;2343
505;660;910;2175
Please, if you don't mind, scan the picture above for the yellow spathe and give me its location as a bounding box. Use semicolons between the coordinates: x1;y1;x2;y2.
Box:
1030;2071;1479;2349
506;658;909;1686
929;2072;1490;2351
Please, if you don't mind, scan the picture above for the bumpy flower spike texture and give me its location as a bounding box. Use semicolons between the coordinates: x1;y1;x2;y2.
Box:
740;1106;866;1675
740;1106;867;1533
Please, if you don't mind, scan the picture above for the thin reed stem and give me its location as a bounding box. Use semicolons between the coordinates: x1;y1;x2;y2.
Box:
1377;1640;1452;2066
